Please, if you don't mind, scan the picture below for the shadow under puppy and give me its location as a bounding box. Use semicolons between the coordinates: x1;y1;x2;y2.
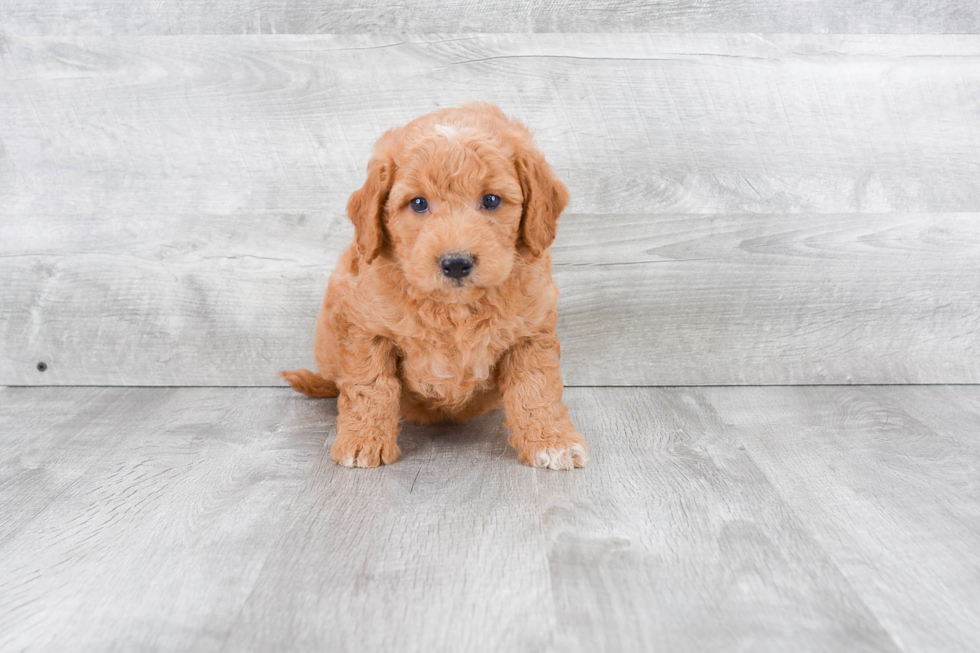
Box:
283;102;587;470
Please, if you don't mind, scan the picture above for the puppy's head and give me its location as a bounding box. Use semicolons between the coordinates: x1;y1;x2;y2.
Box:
347;103;568;300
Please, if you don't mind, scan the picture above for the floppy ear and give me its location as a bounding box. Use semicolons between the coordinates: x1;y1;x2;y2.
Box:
515;144;569;258
347;149;395;264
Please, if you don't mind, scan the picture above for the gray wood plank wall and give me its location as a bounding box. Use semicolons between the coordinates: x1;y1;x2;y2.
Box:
4;1;979;34
2;28;979;386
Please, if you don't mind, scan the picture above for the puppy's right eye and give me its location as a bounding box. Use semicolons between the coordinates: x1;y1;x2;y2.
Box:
409;197;429;213
482;194;501;210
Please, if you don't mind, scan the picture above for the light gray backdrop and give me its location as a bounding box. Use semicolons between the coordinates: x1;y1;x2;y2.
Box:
2;5;979;386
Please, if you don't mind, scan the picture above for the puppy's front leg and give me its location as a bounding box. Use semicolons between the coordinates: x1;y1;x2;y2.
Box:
499;335;588;470
332;333;401;468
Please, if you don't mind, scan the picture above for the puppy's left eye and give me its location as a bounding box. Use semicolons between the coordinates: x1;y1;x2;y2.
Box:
409;197;429;213
482;194;501;210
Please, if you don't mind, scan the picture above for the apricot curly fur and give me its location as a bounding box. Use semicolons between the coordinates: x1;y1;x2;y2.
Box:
282;103;588;470
280;369;339;398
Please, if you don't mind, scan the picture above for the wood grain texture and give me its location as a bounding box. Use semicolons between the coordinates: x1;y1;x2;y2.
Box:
554;211;980;385
4;35;980;218
3;210;979;386
4;385;955;651
702;385;980;653
532;387;898;653
0;386;329;652
2;0;979;35
3;34;980;386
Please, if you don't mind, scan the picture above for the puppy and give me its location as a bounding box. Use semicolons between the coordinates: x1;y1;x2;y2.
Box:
283;102;587;470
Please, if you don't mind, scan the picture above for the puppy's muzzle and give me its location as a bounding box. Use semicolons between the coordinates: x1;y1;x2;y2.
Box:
439;253;474;280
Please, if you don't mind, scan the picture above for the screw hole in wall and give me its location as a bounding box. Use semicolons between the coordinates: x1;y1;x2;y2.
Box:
37;362;47;372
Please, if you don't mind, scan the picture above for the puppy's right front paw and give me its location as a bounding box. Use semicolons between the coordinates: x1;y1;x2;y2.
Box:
330;434;401;468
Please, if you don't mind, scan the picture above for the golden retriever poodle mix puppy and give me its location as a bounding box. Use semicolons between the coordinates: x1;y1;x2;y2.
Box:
283;102;587;470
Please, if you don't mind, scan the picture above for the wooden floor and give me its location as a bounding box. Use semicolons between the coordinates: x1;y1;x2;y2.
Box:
1;385;977;652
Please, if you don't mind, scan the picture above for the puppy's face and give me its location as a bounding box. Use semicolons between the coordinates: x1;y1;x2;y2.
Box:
347;103;568;301
386;122;523;295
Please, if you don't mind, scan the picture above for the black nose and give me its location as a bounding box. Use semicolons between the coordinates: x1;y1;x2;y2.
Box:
440;254;474;280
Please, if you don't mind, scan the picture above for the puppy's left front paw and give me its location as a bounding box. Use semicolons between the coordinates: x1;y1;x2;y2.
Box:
514;433;588;470
331;434;401;468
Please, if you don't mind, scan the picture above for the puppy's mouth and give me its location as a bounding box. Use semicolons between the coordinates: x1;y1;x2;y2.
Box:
444;275;479;293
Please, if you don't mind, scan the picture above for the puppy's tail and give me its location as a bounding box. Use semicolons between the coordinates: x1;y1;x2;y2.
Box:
280;368;340;398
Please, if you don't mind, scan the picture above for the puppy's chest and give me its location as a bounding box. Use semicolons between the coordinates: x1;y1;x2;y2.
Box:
392;313;520;402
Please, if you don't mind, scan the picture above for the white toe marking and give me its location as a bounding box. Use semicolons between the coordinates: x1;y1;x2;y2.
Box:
548;448;567;470
570;444;588;465
533;446;583;470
